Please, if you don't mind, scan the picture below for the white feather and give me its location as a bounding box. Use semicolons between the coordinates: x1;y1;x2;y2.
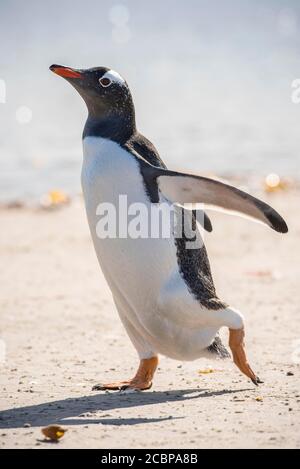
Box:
81;137;242;360
101;69;125;86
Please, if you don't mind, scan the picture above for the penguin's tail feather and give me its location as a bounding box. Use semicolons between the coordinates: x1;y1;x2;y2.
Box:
206;335;230;359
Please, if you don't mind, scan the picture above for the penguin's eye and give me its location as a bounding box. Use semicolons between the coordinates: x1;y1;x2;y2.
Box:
99;77;112;88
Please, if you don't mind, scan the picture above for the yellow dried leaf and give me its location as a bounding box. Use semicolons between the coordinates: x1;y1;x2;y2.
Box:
198;368;214;374
40;190;69;208
49;190;68;205
255;396;263;402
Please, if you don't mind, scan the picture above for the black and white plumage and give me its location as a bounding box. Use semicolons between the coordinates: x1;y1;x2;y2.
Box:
50;64;287;367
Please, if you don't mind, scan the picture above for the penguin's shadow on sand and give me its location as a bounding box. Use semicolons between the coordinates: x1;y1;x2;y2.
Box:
0;387;252;429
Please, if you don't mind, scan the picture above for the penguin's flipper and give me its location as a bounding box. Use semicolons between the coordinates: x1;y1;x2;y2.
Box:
148;168;288;233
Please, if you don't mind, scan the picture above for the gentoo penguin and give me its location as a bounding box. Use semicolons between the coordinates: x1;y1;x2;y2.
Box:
50;64;288;390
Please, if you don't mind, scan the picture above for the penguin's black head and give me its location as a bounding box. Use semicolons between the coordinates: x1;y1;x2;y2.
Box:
49;64;134;123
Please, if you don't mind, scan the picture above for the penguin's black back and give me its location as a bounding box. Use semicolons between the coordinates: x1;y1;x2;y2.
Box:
124;133;167;168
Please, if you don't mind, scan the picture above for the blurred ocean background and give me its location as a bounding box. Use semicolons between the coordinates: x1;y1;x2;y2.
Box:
0;0;300;201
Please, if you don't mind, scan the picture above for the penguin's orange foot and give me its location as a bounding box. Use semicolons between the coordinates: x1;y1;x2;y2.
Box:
229;328;263;386
92;381;131;391
92;356;158;392
92;380;152;391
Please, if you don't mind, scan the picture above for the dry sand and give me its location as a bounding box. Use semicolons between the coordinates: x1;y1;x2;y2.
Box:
0;189;299;449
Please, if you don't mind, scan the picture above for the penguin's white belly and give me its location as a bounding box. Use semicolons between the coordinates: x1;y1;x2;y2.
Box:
81;137;218;360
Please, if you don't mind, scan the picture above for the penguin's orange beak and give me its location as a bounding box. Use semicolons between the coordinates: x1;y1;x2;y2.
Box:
50;64;82;79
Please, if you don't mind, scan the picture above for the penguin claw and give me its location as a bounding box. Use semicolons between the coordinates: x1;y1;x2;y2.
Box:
251;376;264;386
92;384;101;391
92;384;108;391
92;383;107;391
120;384;130;391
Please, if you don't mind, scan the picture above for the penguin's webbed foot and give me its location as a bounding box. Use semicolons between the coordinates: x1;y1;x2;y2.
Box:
229;328;262;385
92;356;158;392
92;381;131;391
92;380;152;391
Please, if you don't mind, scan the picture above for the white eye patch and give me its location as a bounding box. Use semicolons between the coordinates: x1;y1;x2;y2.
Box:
99;69;125;88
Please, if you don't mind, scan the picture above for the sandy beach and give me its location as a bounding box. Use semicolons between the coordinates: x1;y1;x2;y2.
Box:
0;187;299;449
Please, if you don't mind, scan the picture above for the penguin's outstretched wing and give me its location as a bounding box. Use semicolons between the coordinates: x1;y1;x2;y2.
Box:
142;166;288;233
